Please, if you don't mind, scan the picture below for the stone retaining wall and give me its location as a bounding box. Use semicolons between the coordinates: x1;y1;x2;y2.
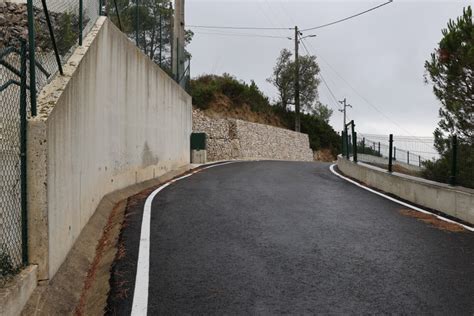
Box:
193;109;313;162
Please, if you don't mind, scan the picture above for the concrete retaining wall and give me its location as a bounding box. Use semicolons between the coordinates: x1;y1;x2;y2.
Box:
337;156;474;225
193;109;313;161
27;18;192;280
358;154;423;172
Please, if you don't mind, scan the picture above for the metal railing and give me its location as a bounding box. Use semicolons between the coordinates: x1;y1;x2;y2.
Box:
107;0;190;91
0;42;28;283
0;1;191;281
28;0;101;108
341;123;473;189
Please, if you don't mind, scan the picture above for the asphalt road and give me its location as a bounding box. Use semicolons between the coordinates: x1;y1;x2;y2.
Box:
107;161;474;315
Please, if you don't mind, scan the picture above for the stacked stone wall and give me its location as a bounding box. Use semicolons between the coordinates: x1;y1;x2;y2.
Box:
193;109;313;162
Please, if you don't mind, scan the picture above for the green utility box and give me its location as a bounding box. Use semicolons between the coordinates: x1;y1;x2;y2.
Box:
191;133;207;150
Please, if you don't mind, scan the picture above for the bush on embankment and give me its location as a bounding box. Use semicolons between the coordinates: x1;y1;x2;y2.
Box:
190;74;341;156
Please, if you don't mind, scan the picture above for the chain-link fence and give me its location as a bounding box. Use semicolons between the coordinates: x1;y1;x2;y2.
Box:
1;1;189;281
0;43;28;283
30;0;101;94
341;123;474;189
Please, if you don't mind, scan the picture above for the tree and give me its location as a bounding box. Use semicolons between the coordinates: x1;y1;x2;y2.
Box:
423;6;474;188
312;103;333;123
424;5;473;150
108;0;193;71
267;48;321;112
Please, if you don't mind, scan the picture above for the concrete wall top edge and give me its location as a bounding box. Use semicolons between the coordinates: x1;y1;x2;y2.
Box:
105;20;192;100
337;155;474;195
35;17;191;122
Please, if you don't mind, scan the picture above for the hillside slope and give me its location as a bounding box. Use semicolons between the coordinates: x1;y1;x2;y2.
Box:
190;74;341;160
196;93;286;128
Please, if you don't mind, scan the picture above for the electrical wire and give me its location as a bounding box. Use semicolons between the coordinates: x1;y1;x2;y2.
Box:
193;31;291;39
301;38;431;140
301;0;393;32
188;1;392;32
187;25;292;31
299;37;341;111
257;0;289;38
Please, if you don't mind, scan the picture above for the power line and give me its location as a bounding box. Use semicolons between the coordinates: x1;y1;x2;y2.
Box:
301;0;393;32
189;1;393;32
257;0;288;38
193;31;290;39
187;25;292;31
299;38;341;111
320;73;342;110
303;39;430;141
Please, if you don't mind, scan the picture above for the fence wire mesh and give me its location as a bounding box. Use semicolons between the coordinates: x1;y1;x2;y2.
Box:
342;127;474;189
357;134;437;175
107;0;190;91
31;0;100;92
0;46;27;283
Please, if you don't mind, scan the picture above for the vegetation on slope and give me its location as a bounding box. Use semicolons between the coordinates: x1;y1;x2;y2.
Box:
190;74;341;156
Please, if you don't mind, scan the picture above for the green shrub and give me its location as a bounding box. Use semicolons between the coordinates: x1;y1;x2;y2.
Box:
191;84;215;109
57;12;77;55
422;144;474;188
190;73;341;154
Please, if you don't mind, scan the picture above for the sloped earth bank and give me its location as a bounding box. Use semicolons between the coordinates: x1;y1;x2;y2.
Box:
106;161;474;314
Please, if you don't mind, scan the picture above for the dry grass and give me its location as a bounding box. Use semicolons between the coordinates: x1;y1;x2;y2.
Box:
399;209;465;232
314;149;336;162
200;94;287;128
392;164;421;177
74;201;126;316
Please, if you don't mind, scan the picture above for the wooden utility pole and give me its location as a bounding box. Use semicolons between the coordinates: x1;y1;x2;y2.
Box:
173;0;185;82
338;98;352;130
294;26;301;132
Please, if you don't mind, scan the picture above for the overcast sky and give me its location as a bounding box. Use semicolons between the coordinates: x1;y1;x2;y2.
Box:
186;0;471;137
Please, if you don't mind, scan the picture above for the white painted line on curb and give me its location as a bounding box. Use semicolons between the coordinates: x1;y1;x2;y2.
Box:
329;164;474;232
131;161;237;316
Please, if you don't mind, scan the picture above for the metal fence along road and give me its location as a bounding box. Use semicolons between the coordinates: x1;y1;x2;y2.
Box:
0;0;190;280
341;121;474;189
0;43;28;282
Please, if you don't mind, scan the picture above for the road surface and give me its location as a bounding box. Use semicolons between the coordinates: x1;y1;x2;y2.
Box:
107;161;474;315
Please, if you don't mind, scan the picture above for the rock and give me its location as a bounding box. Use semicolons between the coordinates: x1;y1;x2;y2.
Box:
192;109;314;162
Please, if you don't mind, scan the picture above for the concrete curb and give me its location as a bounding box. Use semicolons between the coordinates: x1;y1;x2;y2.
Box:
337;155;474;225
0;265;38;316
21;165;195;315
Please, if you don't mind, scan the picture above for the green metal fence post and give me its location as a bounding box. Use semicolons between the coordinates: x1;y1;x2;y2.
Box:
418;155;421;167
113;0;123;31
378;142;380;156
361;137;365;154
407;151;410;165
394;146;396;161
353;132;358;163
79;0;83;45
20;40;28;265
99;0;102;15
345;126;349;159
27;0;37;116
449;135;458;186
341;131;345;157
388;134;393;173
41;0;63;75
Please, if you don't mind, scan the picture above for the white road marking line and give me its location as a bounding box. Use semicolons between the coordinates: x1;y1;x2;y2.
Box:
131;161;237;315
329;164;474;232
